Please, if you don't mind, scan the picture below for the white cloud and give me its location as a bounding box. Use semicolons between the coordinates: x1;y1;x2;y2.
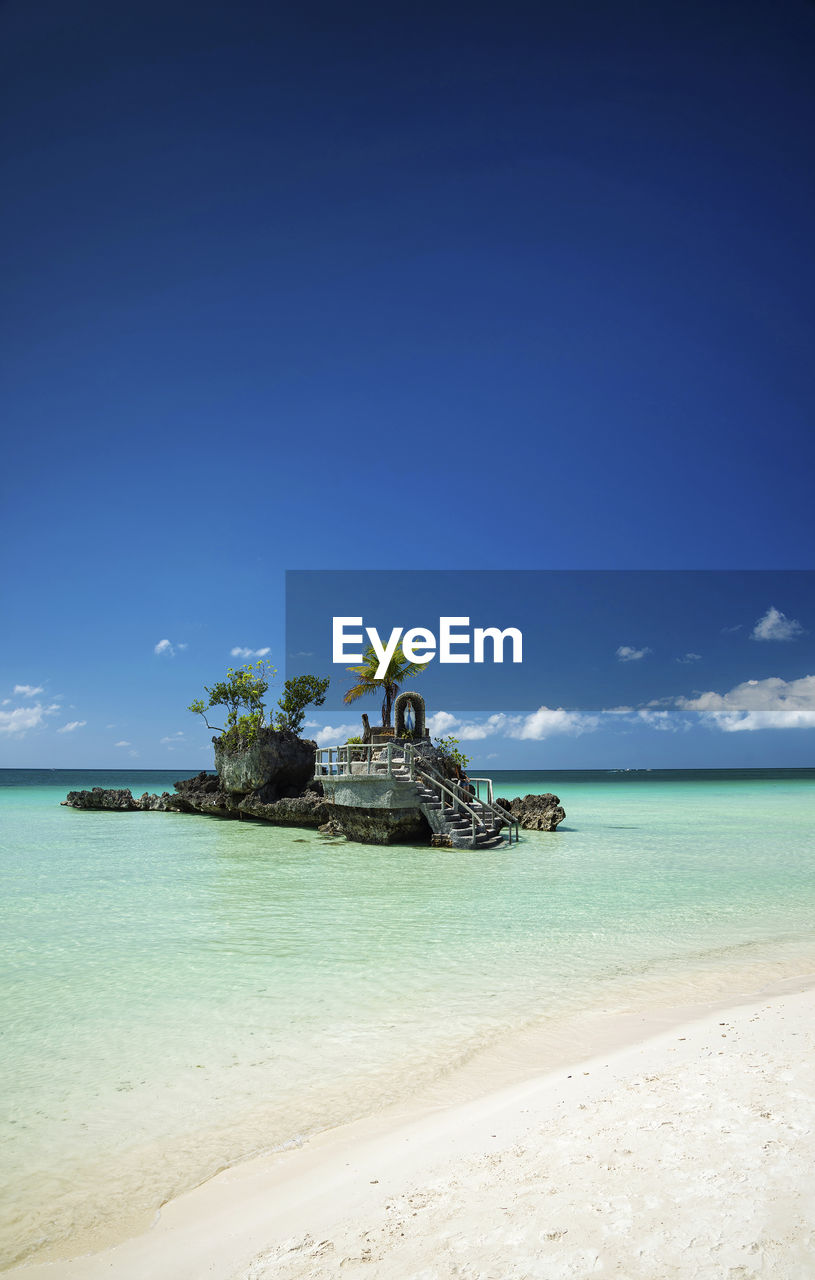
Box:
0;702;61;735
636;708;688;733
676;653;702;664
308;722;361;746
230;646;271;659
57;720;86;734
426;711;460;736
751;607;804;642
616;645;652;662
426;707;597;742
449;714;511;741
154;639;175;657
13;684;44;697
423;711;510;741
114;740;131;748
0;704;48;735
509;706;599;740
160;732;186;744
678;674;815;731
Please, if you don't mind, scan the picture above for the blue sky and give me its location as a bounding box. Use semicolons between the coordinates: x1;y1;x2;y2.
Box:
1;0;813;768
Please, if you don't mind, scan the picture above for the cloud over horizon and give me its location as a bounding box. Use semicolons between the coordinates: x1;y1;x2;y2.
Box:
427;707;598;742
677;674;815;731
230;646;271;659
510;706;599;740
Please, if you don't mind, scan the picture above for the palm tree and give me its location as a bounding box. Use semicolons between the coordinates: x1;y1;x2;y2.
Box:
344;644;425;729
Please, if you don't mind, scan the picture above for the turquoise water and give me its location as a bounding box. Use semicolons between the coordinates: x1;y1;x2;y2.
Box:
1;768;814;1268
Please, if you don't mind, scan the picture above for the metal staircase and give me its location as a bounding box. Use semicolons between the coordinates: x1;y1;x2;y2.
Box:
390;751;518;850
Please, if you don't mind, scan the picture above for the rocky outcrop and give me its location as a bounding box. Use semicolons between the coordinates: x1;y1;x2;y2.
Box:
213;729;316;801
62;739;554;847
496;793;566;831
63;769;331;829
167;770;233;815
318;818;344;837
235;790;329;826
326;805;431;845
139;791;175;811
63;787;144;811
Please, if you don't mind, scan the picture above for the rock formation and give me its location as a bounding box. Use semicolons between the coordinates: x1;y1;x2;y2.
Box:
63;729;333;830
63;773;332;826
61;734;563;846
213;728;317;801
326;805;430;845
496;793;565;831
63;787;146;811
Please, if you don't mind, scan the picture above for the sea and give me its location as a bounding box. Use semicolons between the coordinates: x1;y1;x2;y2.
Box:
1;767;814;1269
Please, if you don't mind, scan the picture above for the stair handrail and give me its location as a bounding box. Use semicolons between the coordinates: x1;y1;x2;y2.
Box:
413;766;485;845
407;748;520;845
407;751;519;846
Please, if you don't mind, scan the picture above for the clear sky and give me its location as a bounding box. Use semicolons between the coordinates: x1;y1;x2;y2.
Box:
1;0;813;768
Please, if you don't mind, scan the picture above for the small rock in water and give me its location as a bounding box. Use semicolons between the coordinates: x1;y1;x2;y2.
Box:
495;793;565;831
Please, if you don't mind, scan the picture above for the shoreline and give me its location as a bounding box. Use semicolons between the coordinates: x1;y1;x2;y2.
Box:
10;968;815;1279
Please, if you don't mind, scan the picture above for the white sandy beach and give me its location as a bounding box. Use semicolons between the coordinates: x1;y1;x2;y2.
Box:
12;978;815;1280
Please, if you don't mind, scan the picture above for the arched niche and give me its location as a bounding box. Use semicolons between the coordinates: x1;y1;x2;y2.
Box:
394;691;426;740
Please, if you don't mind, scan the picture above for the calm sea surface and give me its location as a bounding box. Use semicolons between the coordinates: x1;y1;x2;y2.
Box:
1;767;814;1267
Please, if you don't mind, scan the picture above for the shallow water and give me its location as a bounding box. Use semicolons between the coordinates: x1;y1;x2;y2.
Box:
1;768;814;1268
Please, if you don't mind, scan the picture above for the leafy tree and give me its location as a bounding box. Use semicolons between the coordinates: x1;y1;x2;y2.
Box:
274;674;330;734
188;660;276;747
344;644;424;729
435;735;470;774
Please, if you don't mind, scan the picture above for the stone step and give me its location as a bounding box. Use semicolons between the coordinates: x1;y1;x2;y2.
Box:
475;834;507;850
451;831;507;849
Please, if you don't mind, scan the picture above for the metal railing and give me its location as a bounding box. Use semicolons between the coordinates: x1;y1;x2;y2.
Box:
412;757;519;845
417;769;485;845
314;743;417;779
468;777;494;805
